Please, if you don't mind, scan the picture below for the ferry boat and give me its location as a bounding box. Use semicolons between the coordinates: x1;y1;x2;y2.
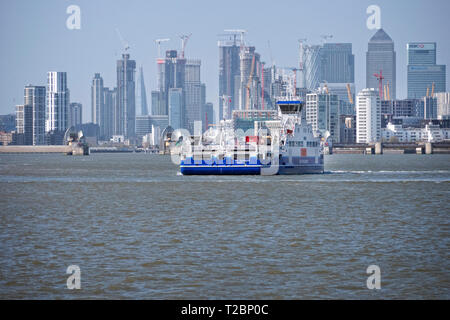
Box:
178;100;324;175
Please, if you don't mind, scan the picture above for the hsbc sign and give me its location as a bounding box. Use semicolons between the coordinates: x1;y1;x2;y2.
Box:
409;43;435;50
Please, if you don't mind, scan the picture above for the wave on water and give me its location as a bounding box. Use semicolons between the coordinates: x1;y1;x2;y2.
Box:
330;170;450;174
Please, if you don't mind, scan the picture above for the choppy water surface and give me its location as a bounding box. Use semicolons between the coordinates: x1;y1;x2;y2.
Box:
0;153;449;299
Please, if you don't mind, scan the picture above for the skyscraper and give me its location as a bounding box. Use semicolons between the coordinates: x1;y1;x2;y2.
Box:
46;72;69;133
103;87;116;140
151;90;164;116
69;102;83;128
239;46;261;110
163;50;186;116
407;42;446;98
24;85;46;145
137;66;149;116
184;59;203;131
116;53;136;139
304;45;322;91
320;43;354;84
435;92;450;119
218;37;241;120
356;88;381;143
168;88;183;130
91;73;104;135
366;29;396;100
15;104;32;145
306;91;340;142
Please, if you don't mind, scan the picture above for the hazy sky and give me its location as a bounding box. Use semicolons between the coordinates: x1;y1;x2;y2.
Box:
1;0;449;122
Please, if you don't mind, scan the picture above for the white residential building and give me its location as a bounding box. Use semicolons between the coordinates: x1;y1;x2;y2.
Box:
306;90;340;142
435;92;450;119
356;88;381;143
382;122;450;142
46;72;69;133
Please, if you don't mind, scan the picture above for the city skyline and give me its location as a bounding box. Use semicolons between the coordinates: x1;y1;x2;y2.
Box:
1;0;450;122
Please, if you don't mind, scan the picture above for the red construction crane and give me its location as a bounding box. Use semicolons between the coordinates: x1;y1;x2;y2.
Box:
373;70;384;99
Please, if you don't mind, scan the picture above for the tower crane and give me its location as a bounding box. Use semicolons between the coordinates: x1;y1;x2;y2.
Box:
320;34;333;44
245;54;256;110
224;29;247;50
323;81;329;94
154;38;170;59
373;70;385;99
179;34;192;59
386;81;391;101
261;61;265;110
115;28;130;52
346;83;354;105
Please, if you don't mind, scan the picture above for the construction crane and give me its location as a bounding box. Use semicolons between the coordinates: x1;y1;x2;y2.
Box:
386;81;390;101
279;67;298;97
320;34;333;44
115;28;130;52
373;70;385;99
346;83;354;105
245;54;256;110
323;82;329;94
267;40;274;67
261;61;265;110
179;34;192;59
155;38;170;58
224;29;247;50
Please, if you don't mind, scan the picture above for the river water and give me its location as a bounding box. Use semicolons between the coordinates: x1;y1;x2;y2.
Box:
0;153;448;299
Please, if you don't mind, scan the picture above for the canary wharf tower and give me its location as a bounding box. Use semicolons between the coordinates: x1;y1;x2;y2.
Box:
366;28;396;99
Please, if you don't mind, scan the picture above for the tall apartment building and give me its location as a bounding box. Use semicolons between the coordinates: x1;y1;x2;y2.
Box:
305;91;340;142
46;72;69;133
116;53;136;139
366;29;396;100
151;90;164;116
137;66;149;116
423;96;438;119
24;85;46;145
91;73;104;135
15;104;33;145
356;88;381;143
218;38;241;120
163;50;186;115
435;92;450;119
103;87;116;140
407;42;446;98
69;102;82;128
239;46;261;110
168;88;183;130
184;59;203;131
